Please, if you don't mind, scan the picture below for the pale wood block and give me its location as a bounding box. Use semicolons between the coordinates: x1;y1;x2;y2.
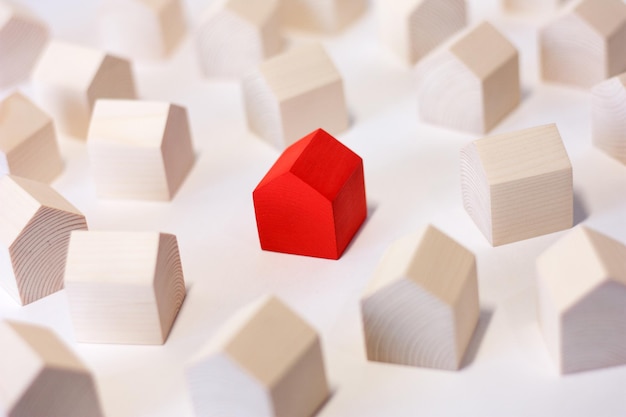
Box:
591;72;626;165
415;21;520;134
0;175;87;305
281;0;367;33
0;1;48;88
186;295;329;417
503;0;569;14
87;99;195;201
537;226;626;374
461;124;573;246
0;92;63;183
540;0;626;89
243;43;349;149
64;231;186;345
31;41;137;139
378;0;467;65
0;320;103;417
361;225;479;370
196;0;285;78
99;0;186;61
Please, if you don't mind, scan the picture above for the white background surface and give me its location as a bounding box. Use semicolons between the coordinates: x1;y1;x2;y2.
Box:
2;0;626;416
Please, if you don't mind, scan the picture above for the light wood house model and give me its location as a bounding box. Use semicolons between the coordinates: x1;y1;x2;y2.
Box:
64;231;186;344
243;43;349;149
460;124;573;246
415;21;520;134
0;320;103;417
0;175;87;305
0;92;63;183
361;225;479;370
537;226;626;374
32;41;136;139
186;295;330;417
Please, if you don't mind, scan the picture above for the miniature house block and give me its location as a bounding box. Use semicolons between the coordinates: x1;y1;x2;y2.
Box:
253;129;366;260
591;72;626;165
31;41;136;139
415;21;520;134
87;99;195;201
378;0;467;65
0;92;62;183
361;225;479;370
281;0;367;33
503;0;569;14
196;0;284;78
99;0;186;61
540;0;626;89
537;226;626;374
0;320;103;417
461;124;573;246
64;231;186;345
0;175;87;306
0;1;48;88
243;43;349;149
186;296;329;417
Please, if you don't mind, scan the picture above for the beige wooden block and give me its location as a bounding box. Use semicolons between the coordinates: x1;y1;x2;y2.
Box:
99;0;186;60
591;72;626;165
243;43;349;149
281;0;367;33
87;99;195;201
0;175;87;305
0;320;103;417
461;124;573;246
361;225;479;370
378;0;467;65
503;0;569;14
540;0;626;89
186;295;329;417
196;0;284;79
415;21;520;134
537;226;626;374
0;92;62;183
31;41;136;139
64;231;186;345
0;1;48;88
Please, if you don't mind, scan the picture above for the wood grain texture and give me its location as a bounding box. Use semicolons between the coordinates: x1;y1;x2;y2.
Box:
196;0;284;78
0;320;103;417
415;21;520;134
253;128;366;259
243;43;349;149
87;99;195;201
0;1;48;88
461;124;573;246
536;226;626;374
0;175;87;306
0;92;62;183
591;72;626;164
361;225;479;370
31;41;136;139
378;0;466;65
64;231;186;344
540;0;626;89
186;295;329;417
99;0;186;60
280;0;367;33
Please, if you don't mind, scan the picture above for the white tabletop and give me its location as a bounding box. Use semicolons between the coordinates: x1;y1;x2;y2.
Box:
2;0;626;416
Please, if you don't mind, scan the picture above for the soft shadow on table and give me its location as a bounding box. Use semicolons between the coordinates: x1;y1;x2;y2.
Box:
573;191;589;226
460;308;494;369
343;202;379;255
